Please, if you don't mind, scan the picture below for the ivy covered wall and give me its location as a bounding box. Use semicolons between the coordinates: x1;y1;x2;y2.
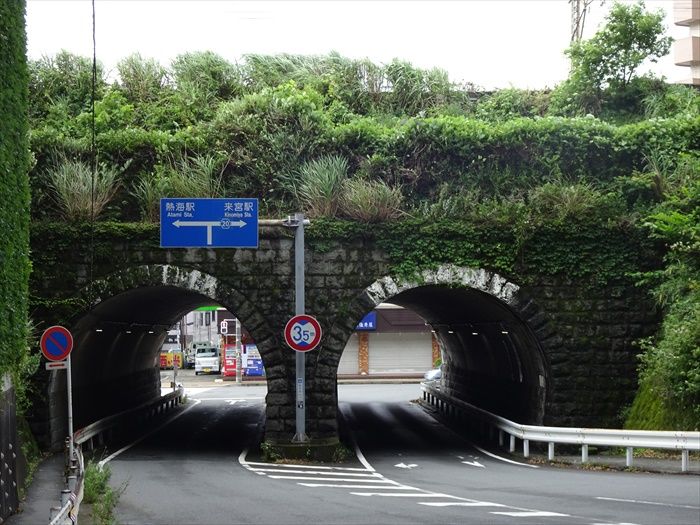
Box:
0;0;30;519
0;0;31;391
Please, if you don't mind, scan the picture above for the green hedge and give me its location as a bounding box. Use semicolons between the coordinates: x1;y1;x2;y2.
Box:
0;0;30;377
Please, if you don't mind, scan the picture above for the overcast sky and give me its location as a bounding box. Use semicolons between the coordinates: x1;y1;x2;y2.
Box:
25;0;687;90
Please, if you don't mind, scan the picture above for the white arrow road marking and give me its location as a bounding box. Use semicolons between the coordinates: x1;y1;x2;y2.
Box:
226;400;238;405
461;460;485;468
394;462;418;469
172;219;247;245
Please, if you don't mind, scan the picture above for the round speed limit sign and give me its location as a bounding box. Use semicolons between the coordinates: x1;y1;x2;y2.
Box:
284;315;322;352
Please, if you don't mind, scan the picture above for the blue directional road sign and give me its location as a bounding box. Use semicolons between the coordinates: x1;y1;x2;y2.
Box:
160;198;258;248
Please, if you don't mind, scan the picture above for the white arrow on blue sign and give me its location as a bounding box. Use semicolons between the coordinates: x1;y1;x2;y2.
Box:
160;198;259;248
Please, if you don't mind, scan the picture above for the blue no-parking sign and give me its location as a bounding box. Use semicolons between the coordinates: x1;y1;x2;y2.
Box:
160;198;258;248
40;326;73;362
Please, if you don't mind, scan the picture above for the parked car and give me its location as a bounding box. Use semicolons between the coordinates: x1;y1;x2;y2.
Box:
184;349;195;369
424;368;441;381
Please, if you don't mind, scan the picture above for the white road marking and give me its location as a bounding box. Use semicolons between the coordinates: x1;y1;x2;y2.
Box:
590;523;640;525
595;496;700;510
461;460;485;468
269;475;395;483
351;492;464;498
394;462;418;469
98;399;201;468
244;461;369;472
491;511;569;517
470;442;539;469
419;502;506;507
299;483;415;489
251;469;381;477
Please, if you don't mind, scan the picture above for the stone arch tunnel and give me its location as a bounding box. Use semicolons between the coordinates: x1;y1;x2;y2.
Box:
29;226;658;449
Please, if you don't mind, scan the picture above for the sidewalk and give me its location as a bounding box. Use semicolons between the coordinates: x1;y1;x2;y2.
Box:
6;453;65;525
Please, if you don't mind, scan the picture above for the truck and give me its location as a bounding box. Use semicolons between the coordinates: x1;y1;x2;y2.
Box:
194;344;220;375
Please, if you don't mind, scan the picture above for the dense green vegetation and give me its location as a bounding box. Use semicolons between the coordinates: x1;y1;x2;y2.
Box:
0;0;37;411
23;1;699;429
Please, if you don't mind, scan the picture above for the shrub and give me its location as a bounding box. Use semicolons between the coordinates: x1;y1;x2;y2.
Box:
475;88;549;122
340;178;404;222
48;155;121;220
284;155;348;217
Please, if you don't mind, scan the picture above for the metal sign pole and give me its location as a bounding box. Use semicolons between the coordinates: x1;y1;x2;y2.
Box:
292;212;308;443
235;319;242;384
67;354;74;462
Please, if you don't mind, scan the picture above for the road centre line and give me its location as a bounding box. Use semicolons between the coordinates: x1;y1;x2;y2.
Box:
595;497;700;510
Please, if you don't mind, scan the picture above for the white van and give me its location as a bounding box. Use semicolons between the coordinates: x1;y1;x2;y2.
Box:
194;346;220;375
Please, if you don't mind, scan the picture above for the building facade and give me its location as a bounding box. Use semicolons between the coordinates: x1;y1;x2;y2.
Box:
675;0;700;85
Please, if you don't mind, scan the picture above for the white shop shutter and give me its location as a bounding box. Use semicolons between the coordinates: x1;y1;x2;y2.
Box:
368;332;432;374
338;334;359;375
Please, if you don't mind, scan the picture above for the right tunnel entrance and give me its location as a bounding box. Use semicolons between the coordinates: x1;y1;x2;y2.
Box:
387;285;548;424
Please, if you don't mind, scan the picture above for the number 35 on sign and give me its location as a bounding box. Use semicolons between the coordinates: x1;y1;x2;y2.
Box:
284;315;322;352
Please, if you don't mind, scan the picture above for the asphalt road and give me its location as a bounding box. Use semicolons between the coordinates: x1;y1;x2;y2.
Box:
105;383;700;525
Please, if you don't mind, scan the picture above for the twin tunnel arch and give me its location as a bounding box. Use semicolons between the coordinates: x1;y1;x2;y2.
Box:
47;263;551;447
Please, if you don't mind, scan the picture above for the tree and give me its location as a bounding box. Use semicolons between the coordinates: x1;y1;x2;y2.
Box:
551;1;672;116
28;50;106;123
117;53;169;103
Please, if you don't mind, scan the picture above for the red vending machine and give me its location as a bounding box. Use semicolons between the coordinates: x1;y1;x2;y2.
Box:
221;342;237;378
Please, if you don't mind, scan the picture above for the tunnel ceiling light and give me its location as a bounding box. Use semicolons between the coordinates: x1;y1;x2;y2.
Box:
448;330;454;334
95;328;103;332
148;330;155;334
501;330;509;334
125;330;132;334
471;332;479;336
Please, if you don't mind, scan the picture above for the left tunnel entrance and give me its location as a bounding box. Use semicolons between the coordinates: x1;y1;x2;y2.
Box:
47;284;264;447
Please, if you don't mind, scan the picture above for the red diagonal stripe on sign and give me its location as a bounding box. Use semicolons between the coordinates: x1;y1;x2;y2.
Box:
47;333;67;354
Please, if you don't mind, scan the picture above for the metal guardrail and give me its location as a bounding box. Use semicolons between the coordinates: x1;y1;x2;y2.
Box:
73;387;184;448
48;388;185;524
421;382;700;472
